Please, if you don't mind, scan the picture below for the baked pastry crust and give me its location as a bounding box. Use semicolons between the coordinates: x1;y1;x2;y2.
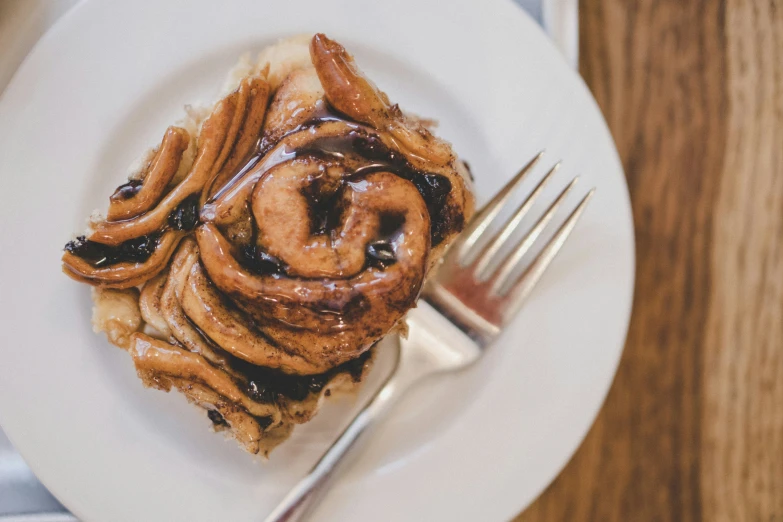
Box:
63;34;474;455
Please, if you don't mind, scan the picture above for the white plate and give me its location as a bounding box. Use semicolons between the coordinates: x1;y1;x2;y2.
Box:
0;0;634;520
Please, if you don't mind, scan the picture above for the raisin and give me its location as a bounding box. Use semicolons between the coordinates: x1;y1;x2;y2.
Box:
207;410;228;427
64;234;159;267
254;415;274;430
366;240;396;268
246;380;275;403
413;174;451;209
308;375;327;393
118;235;158;262
167;195;200;231
412;174;454;245
240;245;285;275
111;180;143;201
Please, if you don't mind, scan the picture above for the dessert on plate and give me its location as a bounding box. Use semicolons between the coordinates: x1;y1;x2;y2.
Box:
61;33;475;456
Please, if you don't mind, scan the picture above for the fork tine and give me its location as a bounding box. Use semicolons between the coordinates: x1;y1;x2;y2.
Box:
489;176;579;294
454;151;544;264
472;162;560;278
502;188;595;320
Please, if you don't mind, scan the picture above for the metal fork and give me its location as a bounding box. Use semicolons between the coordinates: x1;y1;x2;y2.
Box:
264;152;595;522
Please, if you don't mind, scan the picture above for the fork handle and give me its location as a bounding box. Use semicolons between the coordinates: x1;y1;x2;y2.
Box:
262;354;409;522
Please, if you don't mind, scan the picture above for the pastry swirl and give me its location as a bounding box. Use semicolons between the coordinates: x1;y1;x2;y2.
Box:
62;34;474;454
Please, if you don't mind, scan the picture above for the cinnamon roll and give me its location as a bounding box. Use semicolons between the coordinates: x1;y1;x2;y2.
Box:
62;34;474;455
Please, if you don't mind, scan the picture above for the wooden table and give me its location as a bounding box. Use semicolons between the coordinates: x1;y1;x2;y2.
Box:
516;1;783;520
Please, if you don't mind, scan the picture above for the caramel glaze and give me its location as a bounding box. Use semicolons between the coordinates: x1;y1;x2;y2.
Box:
138;241;375;400
107;126;190;221
207;120;457;245
130;331;372;455
62;34;473;381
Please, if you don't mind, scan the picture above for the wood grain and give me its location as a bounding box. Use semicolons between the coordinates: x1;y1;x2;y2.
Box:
514;1;783;521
